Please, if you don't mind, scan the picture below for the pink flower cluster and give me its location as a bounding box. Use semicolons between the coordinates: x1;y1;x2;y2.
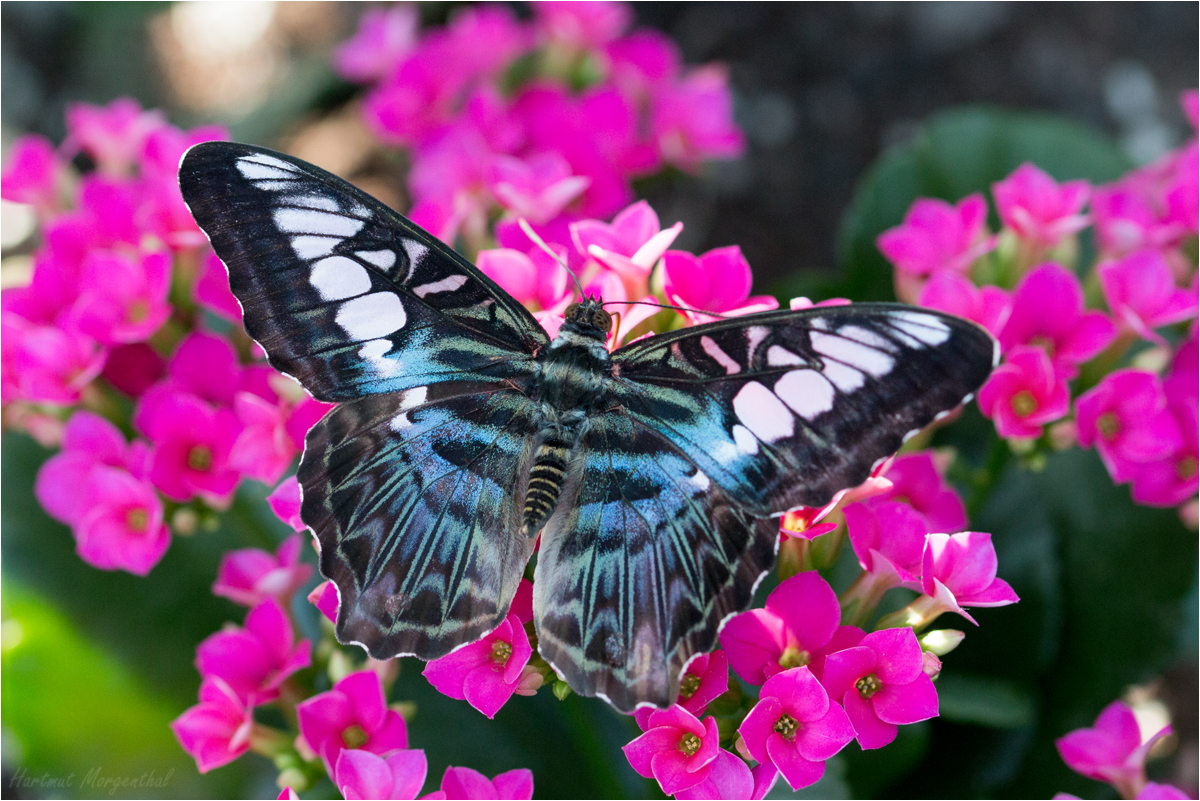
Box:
336;2;744;248
621;453;1017;797
1055;699;1185;800
877;90;1198;516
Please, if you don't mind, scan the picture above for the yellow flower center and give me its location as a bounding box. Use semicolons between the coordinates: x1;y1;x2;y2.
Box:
1097;412;1121;440
1178;456;1198;480
126;508;149;532
341;724;368;749
679;674;702;701
188;445;213;471
774;713;798;741
679;733;702;757
491;640;512;665
1010;390;1038;418
856;674;881;699
778;646;810;670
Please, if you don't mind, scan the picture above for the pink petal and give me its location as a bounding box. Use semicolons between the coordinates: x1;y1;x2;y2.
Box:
843;688;897;750
871;673;939;725
765;572;841;655
821;646;877;701
490;769;533;801
861;628;924;685
765;735;825;791
336;749;398;801
463;662;518;719
793;697;855;762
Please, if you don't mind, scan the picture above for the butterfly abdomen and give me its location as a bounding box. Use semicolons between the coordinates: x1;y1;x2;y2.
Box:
523;436;573;535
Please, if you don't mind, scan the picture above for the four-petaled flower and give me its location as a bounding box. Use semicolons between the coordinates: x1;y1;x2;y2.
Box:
978;345;1072;440
194;598;312;705
1056;699;1174;799
422;613;533;719
622;705;721;795
992;162;1091;248
297;671;410;775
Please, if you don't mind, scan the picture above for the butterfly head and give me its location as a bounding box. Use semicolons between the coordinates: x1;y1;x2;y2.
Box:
562;297;612;342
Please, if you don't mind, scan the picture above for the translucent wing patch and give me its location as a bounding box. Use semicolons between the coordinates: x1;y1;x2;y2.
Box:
179;142;548;401
300;382;540;659
533;411;778;712
611;304;997;515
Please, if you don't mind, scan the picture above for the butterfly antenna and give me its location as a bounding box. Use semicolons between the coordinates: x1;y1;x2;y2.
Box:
602;298;733;320
517;218;587;301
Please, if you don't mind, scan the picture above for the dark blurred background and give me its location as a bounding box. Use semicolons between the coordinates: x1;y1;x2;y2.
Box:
2;3;1197;800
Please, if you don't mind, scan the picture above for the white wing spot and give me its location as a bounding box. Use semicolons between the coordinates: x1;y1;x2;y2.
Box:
732;424;759;455
413;274;469;298
283;194;340;212
811;331;894;378
732;381;794;443
291;236;337;259
766;345;804;367
701;336;741;375
839;325;897;353
390;412;413;432
309;256;372;301
273;207;365;238
889;312;951;347
822;360;865;392
358;250;397;270
745;326;770;359
236;155;295;180
403;240;429;265
398;386;428;412
686;469;711;492
774;369;836;420
358;339;399;378
335;293;406;340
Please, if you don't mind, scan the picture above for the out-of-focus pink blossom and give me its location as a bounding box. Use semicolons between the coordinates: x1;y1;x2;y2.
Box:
652;65;745;171
422;613;533;719
335;5;421;83
978;346;1072;439
476;246;573;312
780;466;892;541
821;628;938;750
139;391;243;504
436;766;533;800
1091;181;1184;258
35;411;149;527
1165;141;1198;234
534;1;631;52
170;677;254;774
662;246;779;323
213;534;313;607
917;271;1012;337
1;134;65;215
297;670;410;775
622;706;721;795
64;98;167;175
488;153;591;223
135;332;243;417
634;650;730;729
73;465;171;575
3;314;106;405
998;263;1117;371
877;194;997;277
70;250;172;345
737;667;854;791
309;580;340;624
919;532;1020;625
229;391;298;485
267;475;306;532
1130;375;1198;507
1056;699;1173;799
335;748;430;801
1137;782;1191;800
719;572;847;686
605;29;681;101
101;343;167;398
195;598;311;705
571;200;681;284
992;163;1090;247
873;452;969;534
844;501;927;590
1098;249;1198;344
673;750;779;801
195;250;243;323
1076;370;1184;484
285;396;334;450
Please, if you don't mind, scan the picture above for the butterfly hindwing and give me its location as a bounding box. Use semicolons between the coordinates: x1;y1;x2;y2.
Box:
179;142;548;401
610;304;997;515
300;381;540;660
533;410;778;712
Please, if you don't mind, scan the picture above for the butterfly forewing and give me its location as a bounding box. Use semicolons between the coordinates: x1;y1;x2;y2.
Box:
609;305;997;515
179;142;547;401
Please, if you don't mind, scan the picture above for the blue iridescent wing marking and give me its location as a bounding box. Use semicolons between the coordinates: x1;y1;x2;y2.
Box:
534;411;778;712
300;381;540;659
179;142;547;401
609;304;998;515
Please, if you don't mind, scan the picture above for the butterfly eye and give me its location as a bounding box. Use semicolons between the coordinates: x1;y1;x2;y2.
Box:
593;310;612;332
565;302;580;319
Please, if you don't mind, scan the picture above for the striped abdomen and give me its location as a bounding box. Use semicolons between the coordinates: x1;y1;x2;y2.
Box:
523;440;571;535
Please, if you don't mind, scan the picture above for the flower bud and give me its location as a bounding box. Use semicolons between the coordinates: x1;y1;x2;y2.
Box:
920;629;965;656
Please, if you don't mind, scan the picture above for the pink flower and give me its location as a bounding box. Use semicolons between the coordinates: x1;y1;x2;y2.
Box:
1056;699;1173;799
992;163;1090;247
212;534;313;607
662;246;779;323
1130;376;1198;507
844;501;928;589
335;748;430;801
821;628;939;750
917;271;1012;337
571;200;682;284
3;314;106;405
145;331;243;408
605;29;681;101
297;671;409;775
719;572;846;686
195;598;312;705
422;613;533;719
267;475;306;532
1;133;65;215
780;467;893;541
920;532;1020;625
877;194;997;277
70;249;172;345
309;580;340;624
874;451;969;534
334;5;421;83
1098;249;1198;344
998;263;1117;371
229;391;298;485
1076;370;1184;484
74;466;171;575
673;750;778;801
195;250;243;323
652;65;746;171
737;667;855;791
978;346;1072;439
170;677;254;773
475;246;572;312
64;97;167;175
634;650;730;729
534;1;632;51
101;343;167;398
622;706;721;795
488;153;591;223
139;391;243;504
436;766;534;800
1137;783;1190;800
1091;183;1182;257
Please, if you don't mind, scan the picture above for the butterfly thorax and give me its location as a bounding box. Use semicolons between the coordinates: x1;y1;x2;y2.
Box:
522;299;613;535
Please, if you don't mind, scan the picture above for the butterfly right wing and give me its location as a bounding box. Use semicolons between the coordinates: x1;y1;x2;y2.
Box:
300;381;541;659
179;142;549;402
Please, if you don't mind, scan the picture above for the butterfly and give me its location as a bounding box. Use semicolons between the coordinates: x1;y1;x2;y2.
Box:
179;142;997;713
